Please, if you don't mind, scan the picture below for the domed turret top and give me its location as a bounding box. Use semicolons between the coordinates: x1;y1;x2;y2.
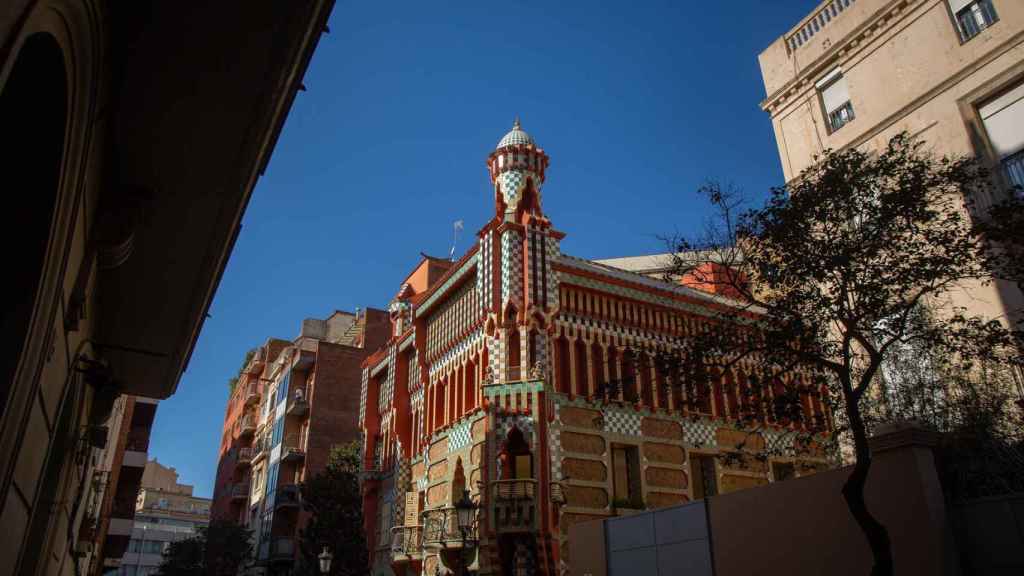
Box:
496;117;534;149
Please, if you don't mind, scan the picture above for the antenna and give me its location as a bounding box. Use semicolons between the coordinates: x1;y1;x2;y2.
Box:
449;220;464;261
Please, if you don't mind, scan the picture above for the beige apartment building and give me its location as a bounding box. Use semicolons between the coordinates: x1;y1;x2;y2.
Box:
115;460;211;576
758;0;1023;332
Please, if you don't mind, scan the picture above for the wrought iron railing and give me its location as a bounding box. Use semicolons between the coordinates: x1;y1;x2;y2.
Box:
275;484;300;508
490;479;537;531
1003;149;1024;191
237;447;254;463
125;428;150;452
391;525;423;557
230;483;250;500
421;507;476;546
827;101;855;132
282;432;306;460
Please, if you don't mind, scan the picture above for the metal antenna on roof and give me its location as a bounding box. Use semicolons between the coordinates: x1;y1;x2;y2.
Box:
449;219;464;261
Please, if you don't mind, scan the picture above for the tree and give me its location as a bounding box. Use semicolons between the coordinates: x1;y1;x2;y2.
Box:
227;348;257;393
156;520;253;576
658;133;1018;576
296;441;368;576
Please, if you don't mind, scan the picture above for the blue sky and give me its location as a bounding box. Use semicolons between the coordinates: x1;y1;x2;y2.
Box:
149;0;814;497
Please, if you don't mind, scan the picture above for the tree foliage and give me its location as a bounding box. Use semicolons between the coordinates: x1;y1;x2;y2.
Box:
156;520;253;576
227;348;257;393
660;133;1019;576
296;441;367;576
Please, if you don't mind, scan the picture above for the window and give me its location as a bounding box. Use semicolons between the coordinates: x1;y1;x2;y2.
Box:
817;69;854;133
949;0;998;42
978;82;1024;191
611;444;642;507
772;461;796;482
690;454;718;499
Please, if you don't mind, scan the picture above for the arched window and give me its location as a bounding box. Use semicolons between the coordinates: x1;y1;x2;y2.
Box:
0;33;67;416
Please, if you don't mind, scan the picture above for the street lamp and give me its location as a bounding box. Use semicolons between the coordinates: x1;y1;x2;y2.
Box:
453;490;478;575
318;546;333;575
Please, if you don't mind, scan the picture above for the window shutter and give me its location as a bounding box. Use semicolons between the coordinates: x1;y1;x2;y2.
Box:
821;75;851;113
948;0;974;14
979;83;1024;157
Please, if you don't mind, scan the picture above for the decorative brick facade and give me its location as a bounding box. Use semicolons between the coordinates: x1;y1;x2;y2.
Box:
360;121;831;576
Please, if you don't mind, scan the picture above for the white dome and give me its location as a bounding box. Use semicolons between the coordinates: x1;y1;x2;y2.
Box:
496;117;534;148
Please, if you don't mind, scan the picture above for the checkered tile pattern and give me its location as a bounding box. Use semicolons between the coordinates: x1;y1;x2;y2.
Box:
762;428;796;456
602;408;642;436
545;235;561;309
479;232;493;313
501;229;523;308
393;450;410;525
359;368;369;428
682;418;716;448
379;344;397;412
550;403;563;481
495;414;535;443
500;170;526;210
448;419;472;452
487;334;501;385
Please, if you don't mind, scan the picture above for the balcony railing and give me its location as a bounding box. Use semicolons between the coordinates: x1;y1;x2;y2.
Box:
238;415;256;437
490;479;536;532
125;428;150;452
275;484;300;510
421;507;476;548
286;388;308;417
230;483;250;501
244;384;260;406
252;436;268;463
269;538;295;562
111;497;137;519
391;525;423;559
1003;149;1024;191
237;447;254;466
282;433;306;462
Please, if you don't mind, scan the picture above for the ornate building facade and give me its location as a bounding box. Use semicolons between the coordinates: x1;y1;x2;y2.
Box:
359;121;831;576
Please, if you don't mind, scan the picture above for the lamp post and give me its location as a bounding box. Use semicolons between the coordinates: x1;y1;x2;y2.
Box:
453;490;478;576
318;546;333;575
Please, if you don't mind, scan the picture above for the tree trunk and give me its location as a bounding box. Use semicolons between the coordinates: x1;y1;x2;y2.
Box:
842;389;894;576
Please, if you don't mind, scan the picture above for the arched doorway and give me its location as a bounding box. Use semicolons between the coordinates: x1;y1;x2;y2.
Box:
0;32;67;427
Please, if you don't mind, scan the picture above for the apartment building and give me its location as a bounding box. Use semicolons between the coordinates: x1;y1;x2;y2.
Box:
116;460;211;576
758;0;1024;328
211;309;390;574
0;4;334;576
359;121;832;576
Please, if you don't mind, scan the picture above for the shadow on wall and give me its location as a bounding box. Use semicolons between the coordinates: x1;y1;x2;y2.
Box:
570;424;1024;576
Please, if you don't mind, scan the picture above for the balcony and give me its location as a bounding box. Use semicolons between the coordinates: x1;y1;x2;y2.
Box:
230;483;250;502
490;479;537;532
124;427;151;453
268;538;295;563
282;433;306;463
238;414;256;437
421;507;476;549
237;447;254;467
252;436;268;464
244;384;260;407
1004;149;1024;191
111;496;137;519
391;525;423;560
286;388;308;417
275;484;300;510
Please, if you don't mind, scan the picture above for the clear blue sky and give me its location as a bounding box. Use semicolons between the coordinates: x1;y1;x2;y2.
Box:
149;0;814;497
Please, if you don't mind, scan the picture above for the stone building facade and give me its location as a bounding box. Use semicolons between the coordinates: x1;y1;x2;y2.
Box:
211;309;390;574
116;460;211;576
0;3;334;576
758;0;1024;334
359;121;831;576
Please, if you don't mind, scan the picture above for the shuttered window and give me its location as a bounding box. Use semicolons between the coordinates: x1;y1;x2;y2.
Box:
979;82;1024;189
817;69;855;133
